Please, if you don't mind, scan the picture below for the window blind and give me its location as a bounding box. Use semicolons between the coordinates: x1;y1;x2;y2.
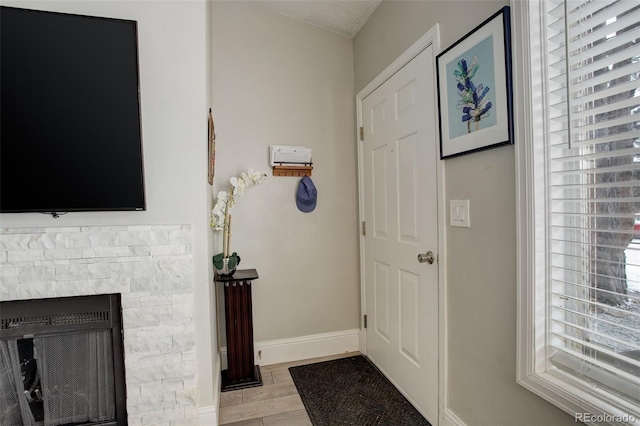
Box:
544;0;640;405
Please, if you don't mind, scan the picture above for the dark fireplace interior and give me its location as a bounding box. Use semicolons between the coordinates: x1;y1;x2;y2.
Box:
16;337;44;422
0;294;127;426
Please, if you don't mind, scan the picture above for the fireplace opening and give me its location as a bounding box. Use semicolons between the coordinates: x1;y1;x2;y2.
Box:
0;294;127;426
16;337;44;422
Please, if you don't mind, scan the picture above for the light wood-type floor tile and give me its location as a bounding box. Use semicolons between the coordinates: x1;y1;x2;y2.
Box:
220;390;243;408
219;394;304;424
219;352;360;425
263;409;312;426
242;382;299;404
223;418;264;426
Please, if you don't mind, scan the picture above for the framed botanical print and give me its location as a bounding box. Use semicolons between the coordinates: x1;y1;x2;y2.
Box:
436;6;513;159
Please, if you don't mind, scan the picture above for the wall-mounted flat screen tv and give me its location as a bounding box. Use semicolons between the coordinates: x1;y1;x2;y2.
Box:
0;6;146;214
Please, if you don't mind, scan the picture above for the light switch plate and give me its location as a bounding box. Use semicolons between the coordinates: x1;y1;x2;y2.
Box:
450;200;470;228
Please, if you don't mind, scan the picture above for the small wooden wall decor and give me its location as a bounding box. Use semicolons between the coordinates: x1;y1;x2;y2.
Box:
208;108;216;185
272;163;313;177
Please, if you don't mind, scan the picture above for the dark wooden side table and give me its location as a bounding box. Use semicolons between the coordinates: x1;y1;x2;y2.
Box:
216;268;263;392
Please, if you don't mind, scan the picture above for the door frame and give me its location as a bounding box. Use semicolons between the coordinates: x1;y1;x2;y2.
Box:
355;24;449;425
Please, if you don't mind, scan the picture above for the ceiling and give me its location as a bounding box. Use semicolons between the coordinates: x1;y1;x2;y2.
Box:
257;0;383;38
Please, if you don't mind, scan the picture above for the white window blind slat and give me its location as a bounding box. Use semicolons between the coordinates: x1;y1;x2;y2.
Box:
549;78;640;116
551;219;638;231
553;234;638;248
548;89;640;120
555;146;640;162
550;133;637;153
550;162;639;176
550;252;628;274
556;231;640;245
553;197;640;208
550;196;640;204
565;1;635;35
566;47;639;81
553;289;640;334
552;241;640;262
548;57;568;71
549;59;639;87
551;233;640;246
569;114;639;135
548;127;637;147
567;31;639;69
551;277;640;304
549;15;566;32
549;30;567;46
549;3;565;18
551;319;640;355
549;43;566;59
573;97;640;121
564;3;639;45
551;213;640;226
550;330;640;373
553;306;640;340
551;180;639;190
549;338;640;386
565;0;614;25
550;212;638;224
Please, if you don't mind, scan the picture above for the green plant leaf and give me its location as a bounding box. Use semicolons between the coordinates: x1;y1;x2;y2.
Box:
213;253;224;269
213;252;241;271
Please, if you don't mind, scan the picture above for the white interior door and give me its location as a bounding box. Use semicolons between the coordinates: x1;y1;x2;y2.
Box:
362;45;439;423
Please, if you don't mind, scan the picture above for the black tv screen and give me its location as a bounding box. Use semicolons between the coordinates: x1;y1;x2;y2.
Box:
1;6;145;213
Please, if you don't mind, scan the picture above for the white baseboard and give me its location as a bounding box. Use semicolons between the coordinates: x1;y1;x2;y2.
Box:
199;405;218;426
441;408;468;426
199;352;221;426
220;329;360;369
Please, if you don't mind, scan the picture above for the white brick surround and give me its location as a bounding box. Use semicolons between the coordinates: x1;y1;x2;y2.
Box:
0;225;198;426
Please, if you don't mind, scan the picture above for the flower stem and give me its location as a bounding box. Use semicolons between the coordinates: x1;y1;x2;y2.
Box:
222;188;235;258
226;215;232;257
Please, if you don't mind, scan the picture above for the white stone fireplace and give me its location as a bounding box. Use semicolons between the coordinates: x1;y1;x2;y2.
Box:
0;225;199;425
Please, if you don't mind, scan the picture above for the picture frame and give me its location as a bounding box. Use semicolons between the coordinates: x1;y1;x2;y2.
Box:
436;6;513;159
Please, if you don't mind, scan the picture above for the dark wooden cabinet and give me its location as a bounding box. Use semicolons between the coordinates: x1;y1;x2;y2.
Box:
216;269;263;392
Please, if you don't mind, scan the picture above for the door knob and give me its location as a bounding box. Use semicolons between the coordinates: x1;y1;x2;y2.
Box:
418;251;434;264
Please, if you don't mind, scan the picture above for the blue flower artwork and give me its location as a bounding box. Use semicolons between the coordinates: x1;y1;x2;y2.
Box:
445;35;497;139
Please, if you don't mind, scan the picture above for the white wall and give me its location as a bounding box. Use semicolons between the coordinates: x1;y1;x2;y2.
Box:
0;0;217;408
354;1;576;425
212;1;359;346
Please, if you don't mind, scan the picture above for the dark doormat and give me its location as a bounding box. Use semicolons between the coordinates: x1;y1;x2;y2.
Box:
289;355;431;426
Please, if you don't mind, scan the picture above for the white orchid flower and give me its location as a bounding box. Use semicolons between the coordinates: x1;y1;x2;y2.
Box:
248;169;265;184
212;205;224;217
211;168;267;258
237;178;247;194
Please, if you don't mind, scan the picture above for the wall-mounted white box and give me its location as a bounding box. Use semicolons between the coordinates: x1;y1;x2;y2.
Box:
270;145;312;166
450;199;470;228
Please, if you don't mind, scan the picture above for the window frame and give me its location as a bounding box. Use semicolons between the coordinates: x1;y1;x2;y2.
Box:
513;0;640;423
